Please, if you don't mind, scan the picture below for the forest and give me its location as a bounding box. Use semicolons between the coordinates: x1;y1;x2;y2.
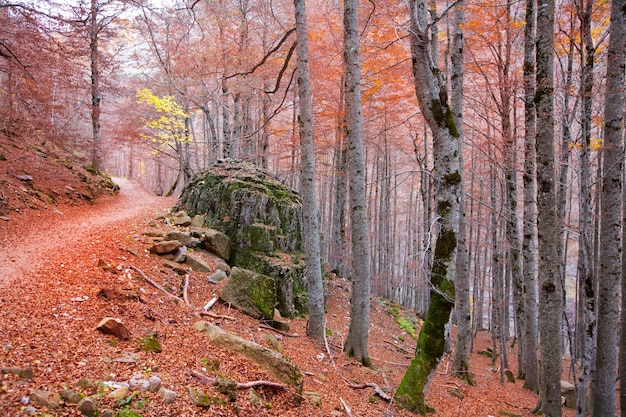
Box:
1;0;626;415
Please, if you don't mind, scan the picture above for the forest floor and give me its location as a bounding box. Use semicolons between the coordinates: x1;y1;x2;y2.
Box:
0;172;579;415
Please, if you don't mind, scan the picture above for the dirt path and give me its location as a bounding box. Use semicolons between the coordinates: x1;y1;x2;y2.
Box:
0;177;175;287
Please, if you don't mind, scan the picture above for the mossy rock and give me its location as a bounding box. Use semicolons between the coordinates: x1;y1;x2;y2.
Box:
220;267;276;320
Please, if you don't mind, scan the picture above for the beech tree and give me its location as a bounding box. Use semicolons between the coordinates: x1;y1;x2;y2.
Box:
294;0;325;343
396;0;462;412
343;0;372;366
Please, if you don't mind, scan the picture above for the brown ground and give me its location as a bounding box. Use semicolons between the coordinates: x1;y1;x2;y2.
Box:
0;177;578;416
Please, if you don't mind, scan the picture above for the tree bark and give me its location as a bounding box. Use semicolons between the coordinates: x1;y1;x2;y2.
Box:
536;0;562;414
343;0;371;366
595;0;625;413
293;0;325;343
396;0;462;412
89;0;102;171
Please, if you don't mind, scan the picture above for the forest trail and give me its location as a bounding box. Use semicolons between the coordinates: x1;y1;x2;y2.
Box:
0;177;175;287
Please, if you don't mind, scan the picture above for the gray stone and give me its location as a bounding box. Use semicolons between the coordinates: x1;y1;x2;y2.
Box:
203;229;231;261
190;215;206;228
142;229;165;238
30;389;62;409
174;214;192;226
184;252;212;273
22;405;37;415
207;269;228;284
1;366;34;379
76;397;98;416
61;388;83;404
17;174;33;182
171;246;187;263
129;374;161;392
158;387;178;404
303;391;322;407
162;259;189;275
186;385;211;408
148;240;181;255
165;230;201;247
220;267;276;320
101;411;114;417
107;386;129;399
96;317;131;340
561;380;576;409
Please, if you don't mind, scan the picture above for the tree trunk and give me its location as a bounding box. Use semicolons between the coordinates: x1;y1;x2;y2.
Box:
595;0;625;412
395;0;462;412
89;0;102;171
450;0;472;385
343;0;371;366
293;0;325;343
536;0;562;414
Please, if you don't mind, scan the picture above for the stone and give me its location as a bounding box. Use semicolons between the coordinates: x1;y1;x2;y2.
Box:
207;269;228;284
561;380;576;409
162;259;189;275
184;252;212;273
101;410;114;417
148;240;181;255
203;229;231;261
142;229;164;238
171;246;187;263
165;230;201;248
107;386;129;399
190;215;205;228
17;174;33;182
219;267;276;320
129;374;161;392
174;214;192;227
186;385;211;408
194;320;303;393
158;387;178;404
1;366;34;379
303;391;322;407
249;388;263;408
22;405;37;415
262;334;284;353
61;388;83;404
96;317;132;340
30;389;62;409
76;396;99;416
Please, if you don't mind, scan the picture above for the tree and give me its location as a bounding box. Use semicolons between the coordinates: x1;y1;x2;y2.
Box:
535;0;562;414
293;0;325;343
595;0;625;412
396;0;462;412
343;0;372;366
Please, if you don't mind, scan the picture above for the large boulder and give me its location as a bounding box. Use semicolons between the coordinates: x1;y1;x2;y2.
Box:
176;160;307;317
220;267;276;320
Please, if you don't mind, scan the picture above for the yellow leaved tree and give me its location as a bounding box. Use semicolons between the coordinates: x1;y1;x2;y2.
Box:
136;87;193;196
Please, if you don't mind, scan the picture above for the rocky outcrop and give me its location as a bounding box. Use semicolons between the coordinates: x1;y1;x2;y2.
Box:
176;160;307;317
219;267;276;320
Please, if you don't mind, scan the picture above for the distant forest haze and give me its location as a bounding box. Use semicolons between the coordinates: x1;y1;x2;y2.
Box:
2;0;626;415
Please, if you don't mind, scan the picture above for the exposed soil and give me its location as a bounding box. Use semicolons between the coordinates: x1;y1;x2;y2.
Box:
0;177;577;417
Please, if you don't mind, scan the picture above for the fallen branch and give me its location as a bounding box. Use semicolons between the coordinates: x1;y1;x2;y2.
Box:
259;323;299;337
182;274;192;307
203;297;218;311
343;379;392;401
323;318;337;370
340;397;353;417
199;311;236;321
383;339;411;354
130;265;186;305
190;370;287;390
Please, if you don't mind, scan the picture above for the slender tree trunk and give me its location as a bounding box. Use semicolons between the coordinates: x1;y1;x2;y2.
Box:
594;0;625;412
90;0;102;171
343;0;371;366
450;0;472;385
396;0;462;412
536;0;562;413
522;0;539;393
293;0;325;343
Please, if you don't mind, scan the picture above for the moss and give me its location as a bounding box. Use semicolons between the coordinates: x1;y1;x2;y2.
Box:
431;99;459;139
443;170;462;186
137;334;161;353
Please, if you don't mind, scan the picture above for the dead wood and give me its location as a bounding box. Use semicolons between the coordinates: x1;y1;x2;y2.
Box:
203;297;218;311
182;274;191;306
340;397;354;417
199;311;236;321
190;370;287;390
383;339;411;354
130;265;186;305
259;323;299;337
343;379;392;401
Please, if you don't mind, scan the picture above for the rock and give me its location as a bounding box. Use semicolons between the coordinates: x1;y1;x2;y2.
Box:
207;269;228;284
112;352;140;363
30;389;62;409
16;174;33;182
158;387;178;404
62;388;84;404
561;380;576;408
22;405;37;415
186;385;211;408
172;246;187;263
215;259;231;274
190;214;205;228
98;258;117;273
174;213;192;226
101;410;114;417
220;267;276;320
137;333;161;353
162;259;189;275
96;317;132;340
184;252;213;273
143;229;165;237
107;386;129;399
303;391;322;407
76;396;99;416
1;366;34;379
249;388;263;408
149;240;181;255
203;229;231;261
129;374;161;392
194;320;303;393
0;216;9;221
165;230;201;248
262;334;284;353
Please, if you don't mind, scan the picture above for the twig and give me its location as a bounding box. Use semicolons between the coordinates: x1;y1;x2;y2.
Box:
340;397;353;417
203;297;218;311
199;311;236;321
182;274;191;306
259;323;299;337
343;379;392;401
383;339;412;354
323;318;337;370
190;370;287;390
130;265;186;305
